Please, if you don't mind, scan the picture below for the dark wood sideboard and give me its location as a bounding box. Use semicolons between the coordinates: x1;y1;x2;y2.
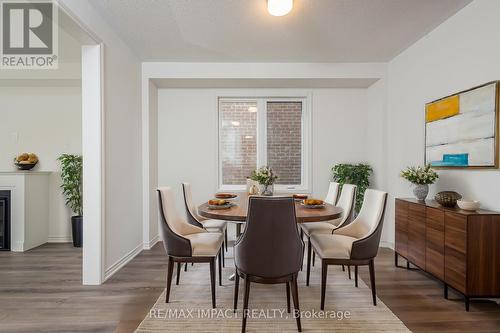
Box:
394;198;500;311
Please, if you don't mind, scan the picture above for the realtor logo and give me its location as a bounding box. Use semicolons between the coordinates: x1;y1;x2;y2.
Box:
1;0;58;69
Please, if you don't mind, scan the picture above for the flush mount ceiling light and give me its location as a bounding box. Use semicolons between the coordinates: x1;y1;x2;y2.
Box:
267;0;293;16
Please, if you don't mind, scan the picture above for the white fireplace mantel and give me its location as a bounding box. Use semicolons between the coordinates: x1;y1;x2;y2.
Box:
0;171;51;252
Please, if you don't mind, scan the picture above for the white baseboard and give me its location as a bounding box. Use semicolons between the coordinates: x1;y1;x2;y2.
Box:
143;234;160;250
104;243;143;281
11;241;24;252
47;236;72;243
380;241;394;250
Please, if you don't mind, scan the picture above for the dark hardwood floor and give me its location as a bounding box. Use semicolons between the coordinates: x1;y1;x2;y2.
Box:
1;244;499;333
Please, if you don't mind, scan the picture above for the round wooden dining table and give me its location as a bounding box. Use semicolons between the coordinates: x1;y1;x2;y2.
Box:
198;192;343;281
198;192;343;223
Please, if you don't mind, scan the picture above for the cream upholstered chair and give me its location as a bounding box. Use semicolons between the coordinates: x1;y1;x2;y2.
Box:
310;189;388;309
324;181;340;205
299;182;340;238
182;183;228;254
157;187;224;308
303;184;356;286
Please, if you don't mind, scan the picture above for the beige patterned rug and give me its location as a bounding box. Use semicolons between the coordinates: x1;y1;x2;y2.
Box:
136;254;410;332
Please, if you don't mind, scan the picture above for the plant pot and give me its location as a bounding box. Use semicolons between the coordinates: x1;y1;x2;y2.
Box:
71;216;83;248
413;184;429;201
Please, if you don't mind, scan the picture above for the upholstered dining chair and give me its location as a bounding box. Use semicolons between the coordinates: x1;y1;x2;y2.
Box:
299;181;340;242
234;197;304;333
157;187;224;308
303;184;357;286
182;183;228;269
310;189;388;310
299;181;340;271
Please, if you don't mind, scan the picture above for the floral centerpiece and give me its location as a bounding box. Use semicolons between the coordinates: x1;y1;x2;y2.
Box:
250;166;278;196
400;164;439;200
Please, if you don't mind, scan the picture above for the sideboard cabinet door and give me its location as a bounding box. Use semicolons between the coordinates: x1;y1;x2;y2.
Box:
395;200;408;258
426;207;445;280
445;212;467;294
408;203;426;269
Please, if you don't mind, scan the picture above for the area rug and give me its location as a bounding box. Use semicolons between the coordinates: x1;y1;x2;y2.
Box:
136;254;410;332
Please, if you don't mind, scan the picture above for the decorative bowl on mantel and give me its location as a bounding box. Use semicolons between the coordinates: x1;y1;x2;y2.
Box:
435;191;462;207
14;153;39;170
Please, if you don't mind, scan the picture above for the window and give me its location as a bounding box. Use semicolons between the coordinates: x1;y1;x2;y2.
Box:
218;96;310;192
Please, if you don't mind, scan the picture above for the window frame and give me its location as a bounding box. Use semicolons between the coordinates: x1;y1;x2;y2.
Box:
216;90;312;193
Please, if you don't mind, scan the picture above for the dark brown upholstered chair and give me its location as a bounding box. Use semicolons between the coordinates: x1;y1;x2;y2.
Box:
157;187;223;308
233;196;304;332
310;189;388;310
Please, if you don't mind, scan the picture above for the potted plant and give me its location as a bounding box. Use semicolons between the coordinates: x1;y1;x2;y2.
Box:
332;163;372;214
250;166;278;196
400;164;438;201
58;154;83;247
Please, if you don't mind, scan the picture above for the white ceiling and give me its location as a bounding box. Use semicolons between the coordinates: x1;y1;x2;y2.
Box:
89;0;471;62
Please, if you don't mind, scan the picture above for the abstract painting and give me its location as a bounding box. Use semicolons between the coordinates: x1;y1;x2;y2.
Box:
425;81;499;168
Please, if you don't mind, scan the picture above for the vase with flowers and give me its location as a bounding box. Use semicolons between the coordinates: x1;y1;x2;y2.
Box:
400;164;439;201
250;166;278;196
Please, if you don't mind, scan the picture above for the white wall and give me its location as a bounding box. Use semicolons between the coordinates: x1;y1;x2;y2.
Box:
382;0;500;245
60;0;143;282
0;86;81;241
157;88;372;216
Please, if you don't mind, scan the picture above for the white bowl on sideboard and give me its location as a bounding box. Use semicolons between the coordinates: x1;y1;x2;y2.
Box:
457;199;480;211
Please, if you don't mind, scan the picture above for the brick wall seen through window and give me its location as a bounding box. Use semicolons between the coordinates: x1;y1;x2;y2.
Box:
220;101;257;185
267;102;302;185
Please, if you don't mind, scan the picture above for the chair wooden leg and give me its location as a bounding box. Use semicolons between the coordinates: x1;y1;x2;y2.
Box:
225;229;228;252
312;250;315;267
291;274;302;332
286;282;291;313
210;258;216;308
233;271;240;312
222;246;225;268
342;265;345;271
306;237;312;286
369;259;377;306
347;265;351;279
218;250;222;286
176;262;181;285
321;260;328;311
166;256;174;303
242;278;251;333
355;265;358;288
185;263;188;271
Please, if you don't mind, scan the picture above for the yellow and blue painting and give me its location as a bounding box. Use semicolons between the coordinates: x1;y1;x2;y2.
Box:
425;82;498;168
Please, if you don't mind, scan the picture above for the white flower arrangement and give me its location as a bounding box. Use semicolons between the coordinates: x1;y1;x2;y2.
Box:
400;164;439;185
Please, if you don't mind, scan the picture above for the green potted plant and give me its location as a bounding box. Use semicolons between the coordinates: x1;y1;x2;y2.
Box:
400;164;438;201
58;154;83;247
331;163;372;214
250;166;278;196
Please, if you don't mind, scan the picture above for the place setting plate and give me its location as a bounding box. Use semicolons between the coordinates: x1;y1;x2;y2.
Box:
207;199;237;210
300;199;325;209
214;193;238;200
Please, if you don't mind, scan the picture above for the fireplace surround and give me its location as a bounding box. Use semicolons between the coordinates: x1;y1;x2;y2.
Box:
0;190;10;250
